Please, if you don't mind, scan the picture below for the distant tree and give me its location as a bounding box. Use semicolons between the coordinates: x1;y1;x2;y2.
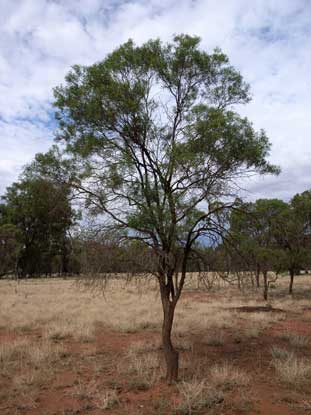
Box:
36;35;278;382
277;190;311;293
1;178;76;277
230;199;287;300
0;224;21;277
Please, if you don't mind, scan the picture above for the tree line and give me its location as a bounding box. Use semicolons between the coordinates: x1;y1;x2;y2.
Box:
1;165;310;299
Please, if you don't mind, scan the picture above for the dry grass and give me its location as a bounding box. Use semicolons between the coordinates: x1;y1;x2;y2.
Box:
204;331;225;346
175;337;194;351
270;346;294;360
72;378;119;409
44;318;95;342
176;379;224;415
279;332;309;348
117;343;161;389
0;336;65;376
209;362;250;391
272;355;311;385
244;326;262;338
95;388;120;410
127;339;160;353
0;337;30;372
1;274;311;413
13;368;48;390
0;274;309;338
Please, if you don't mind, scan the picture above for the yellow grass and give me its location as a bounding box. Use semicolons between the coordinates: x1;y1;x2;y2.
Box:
1;274;310;337
272;355;311;385
209;362;250;390
0;273;310;413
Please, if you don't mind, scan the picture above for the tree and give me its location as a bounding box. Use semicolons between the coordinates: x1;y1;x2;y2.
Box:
40;35;278;382
230;199;287;300
0;224;21;277
279;190;311;293
1;177;76;277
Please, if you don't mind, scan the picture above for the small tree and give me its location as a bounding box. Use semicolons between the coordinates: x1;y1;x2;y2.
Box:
38;35;278;382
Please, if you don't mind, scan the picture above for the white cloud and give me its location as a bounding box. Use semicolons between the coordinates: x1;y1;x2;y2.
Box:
0;0;310;199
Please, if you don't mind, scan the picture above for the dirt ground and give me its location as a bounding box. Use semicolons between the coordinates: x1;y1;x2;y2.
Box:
0;274;311;414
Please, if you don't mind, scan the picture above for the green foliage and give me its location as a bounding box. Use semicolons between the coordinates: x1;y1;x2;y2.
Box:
50;34;278;263
0;224;21;276
1;177;77;277
230;192;311;276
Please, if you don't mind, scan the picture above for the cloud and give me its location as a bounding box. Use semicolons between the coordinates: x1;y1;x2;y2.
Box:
0;0;310;199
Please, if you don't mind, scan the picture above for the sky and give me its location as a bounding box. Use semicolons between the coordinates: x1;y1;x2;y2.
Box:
0;0;310;200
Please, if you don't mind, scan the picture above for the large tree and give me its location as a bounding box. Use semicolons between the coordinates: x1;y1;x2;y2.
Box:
42;35;278;382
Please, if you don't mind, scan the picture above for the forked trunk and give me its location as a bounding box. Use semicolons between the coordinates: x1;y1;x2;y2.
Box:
162;300;179;383
289;269;295;294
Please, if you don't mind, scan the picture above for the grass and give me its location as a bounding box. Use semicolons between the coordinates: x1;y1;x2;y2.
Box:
270;345;294;360
72;378;119;409
1;274;311;414
176;337;194;351
0;337;30;373
95;388;120;410
0;337;66;375
0;274;308;338
204;331;225;346
118;343;161;389
244;326;262;338
44;319;95;342
176;379;224;414
209;362;250;391
279;332;309;348
272;355;311;385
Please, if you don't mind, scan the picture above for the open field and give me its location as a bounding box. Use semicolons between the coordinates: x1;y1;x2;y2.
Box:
1;274;311;415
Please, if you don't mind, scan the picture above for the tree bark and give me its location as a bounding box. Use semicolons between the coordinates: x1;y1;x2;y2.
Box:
289;268;295;294
263;270;268;301
158;267;180;384
162;299;179;384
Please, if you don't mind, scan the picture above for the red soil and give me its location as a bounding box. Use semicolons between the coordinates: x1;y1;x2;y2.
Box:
1;310;311;414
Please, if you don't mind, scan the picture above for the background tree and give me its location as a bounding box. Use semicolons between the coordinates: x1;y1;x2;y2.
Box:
1;177;76;277
37;35;278;382
230;199;287;300
276;190;311;293
0;223;21;277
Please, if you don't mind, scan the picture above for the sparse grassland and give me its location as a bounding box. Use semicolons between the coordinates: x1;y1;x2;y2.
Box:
0;273;311;414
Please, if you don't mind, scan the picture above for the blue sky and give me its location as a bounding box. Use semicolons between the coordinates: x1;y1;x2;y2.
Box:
0;0;310;199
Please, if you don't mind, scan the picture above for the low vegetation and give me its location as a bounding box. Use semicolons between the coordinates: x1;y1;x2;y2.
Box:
0;275;311;414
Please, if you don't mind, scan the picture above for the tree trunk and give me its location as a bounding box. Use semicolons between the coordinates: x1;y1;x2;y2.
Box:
162;301;179;384
263;270;268;301
255;264;260;288
237;272;241;290
61;238;69;275
289;268;295;294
